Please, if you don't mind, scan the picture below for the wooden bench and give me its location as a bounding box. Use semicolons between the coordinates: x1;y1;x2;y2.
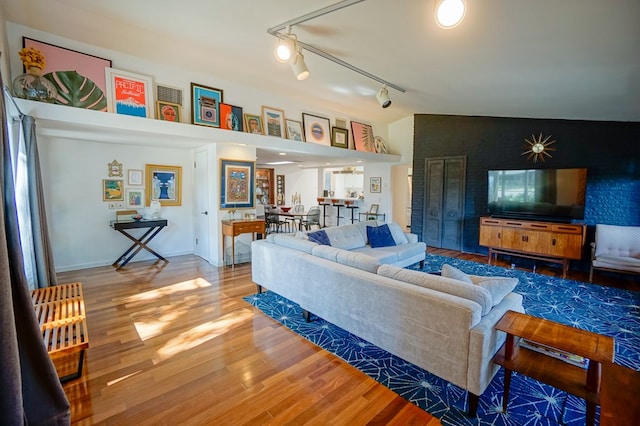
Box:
31;282;89;383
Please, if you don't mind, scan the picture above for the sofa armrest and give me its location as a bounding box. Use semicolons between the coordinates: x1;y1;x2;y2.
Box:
405;233;418;243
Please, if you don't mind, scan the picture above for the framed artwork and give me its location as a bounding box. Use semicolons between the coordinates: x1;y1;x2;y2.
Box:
145;164;182;206
331;127;349;148
219;103;244;131
103;179;124;201
302;113;331;146
126;188;144;208
261;106;286;138
23;37;112;111
108;159;123;177
191;82;223;127
105;68;154;118
244;113;263;135
128;169;143;186
351;121;376;152
370;177;382;193
220;159;255;209
156;101;181;122
285;119;304;141
276;175;285;205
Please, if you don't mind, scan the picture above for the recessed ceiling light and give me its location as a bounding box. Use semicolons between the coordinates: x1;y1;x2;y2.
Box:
278;152;287;156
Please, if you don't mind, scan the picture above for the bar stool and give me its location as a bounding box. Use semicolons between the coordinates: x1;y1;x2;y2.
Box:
344;200;359;223
331;199;344;226
318;197;330;228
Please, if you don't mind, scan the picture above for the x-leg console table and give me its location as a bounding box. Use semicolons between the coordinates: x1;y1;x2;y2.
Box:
110;219;168;269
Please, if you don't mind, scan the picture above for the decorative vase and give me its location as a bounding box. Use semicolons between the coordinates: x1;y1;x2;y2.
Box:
12;66;58;103
149;200;162;219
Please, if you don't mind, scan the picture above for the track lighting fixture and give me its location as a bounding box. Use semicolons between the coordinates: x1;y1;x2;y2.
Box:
289;46;309;80
376;86;391;108
274;36;295;62
435;0;466;29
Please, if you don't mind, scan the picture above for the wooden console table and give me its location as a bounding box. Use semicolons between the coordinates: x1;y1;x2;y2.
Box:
111;219;168;270
221;219;265;268
493;311;614;426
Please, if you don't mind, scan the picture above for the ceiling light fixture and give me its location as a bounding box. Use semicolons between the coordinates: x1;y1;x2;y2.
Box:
289;45;310;80
274;36;295;62
376;85;391;108
435;0;466;29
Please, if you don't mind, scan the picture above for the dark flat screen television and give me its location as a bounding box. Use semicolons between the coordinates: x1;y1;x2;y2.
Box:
487;168;587;222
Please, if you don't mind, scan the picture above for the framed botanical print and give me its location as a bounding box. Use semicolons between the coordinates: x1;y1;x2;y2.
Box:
156;101;181;122
331;127;349;148
285;119;304;141
261;106;286;138
191;82;223;127
220;159;255;209
302;113;331;146
105;68;154;118
145;164;182;206
103;179;124;201
219;103;244;131
351;121;376;152
244;113;263;135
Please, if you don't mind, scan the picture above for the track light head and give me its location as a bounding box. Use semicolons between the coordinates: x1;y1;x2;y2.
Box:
376;86;391;108
290;48;309;80
274;35;295;63
435;0;466;29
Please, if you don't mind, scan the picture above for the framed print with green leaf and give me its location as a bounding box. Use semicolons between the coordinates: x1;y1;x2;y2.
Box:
145;164;182;206
191;82;223;127
302;113;331;146
351;121;376;152
105;68;154;118
261;106;286;137
23;37;112;110
220;159;255;209
103;179;124;201
331;127;349;148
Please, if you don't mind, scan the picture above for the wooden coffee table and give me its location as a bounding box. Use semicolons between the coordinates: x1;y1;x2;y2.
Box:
493;311;614;426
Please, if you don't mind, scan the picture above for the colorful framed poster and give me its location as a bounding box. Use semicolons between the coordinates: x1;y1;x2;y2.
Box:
244;113;263;135
351;121;376;152
103;179;124;201
126;188;144;208
23;37;112;111
261;106;286;138
331;127;349;148
156;101;181;122
191;82;223;127
220;159;255;209
370;177;382;193
220;103;243;131
285;119;304;141
105;68;153;118
302;113;331;146
145;164;182;206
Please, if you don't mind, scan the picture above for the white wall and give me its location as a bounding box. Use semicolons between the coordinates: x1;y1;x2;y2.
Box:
388;116;415;229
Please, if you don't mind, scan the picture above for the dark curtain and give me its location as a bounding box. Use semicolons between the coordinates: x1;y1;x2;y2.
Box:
1;80;70;424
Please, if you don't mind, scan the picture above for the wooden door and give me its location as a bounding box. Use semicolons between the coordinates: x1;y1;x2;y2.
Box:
423;156;466;250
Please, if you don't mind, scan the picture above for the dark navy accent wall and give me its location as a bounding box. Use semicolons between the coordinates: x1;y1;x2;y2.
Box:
411;114;640;260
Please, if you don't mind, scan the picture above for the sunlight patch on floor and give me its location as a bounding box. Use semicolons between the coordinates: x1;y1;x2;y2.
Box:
152;308;253;364
107;370;142;386
122;278;212;304
132;295;202;340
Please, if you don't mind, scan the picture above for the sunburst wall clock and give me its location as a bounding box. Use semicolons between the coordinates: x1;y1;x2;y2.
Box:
522;132;557;163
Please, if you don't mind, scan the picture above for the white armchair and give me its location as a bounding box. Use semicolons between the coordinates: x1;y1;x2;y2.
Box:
589;224;640;282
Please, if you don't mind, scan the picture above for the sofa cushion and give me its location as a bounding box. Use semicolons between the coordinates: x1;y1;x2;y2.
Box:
387;222;409;245
271;234;318;254
367;224;397;248
443;264;518;307
307;229;331;246
324;224;367;250
335;250;381;273
351;246;399;264
377;264;492;315
442;264;473;283
311;245;342;262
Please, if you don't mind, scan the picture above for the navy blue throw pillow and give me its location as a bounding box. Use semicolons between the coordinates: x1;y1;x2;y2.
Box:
367;224;396;248
307;229;331;246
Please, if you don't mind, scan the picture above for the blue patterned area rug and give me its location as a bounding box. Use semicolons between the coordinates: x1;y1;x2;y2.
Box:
244;254;640;425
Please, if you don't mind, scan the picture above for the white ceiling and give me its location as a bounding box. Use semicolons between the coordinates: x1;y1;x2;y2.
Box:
3;0;640;165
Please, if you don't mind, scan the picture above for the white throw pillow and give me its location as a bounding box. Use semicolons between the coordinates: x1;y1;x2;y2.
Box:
441;264;473;283
387;222;409;245
470;275;519;307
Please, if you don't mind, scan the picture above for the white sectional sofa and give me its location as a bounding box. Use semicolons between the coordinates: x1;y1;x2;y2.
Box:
251;221;524;415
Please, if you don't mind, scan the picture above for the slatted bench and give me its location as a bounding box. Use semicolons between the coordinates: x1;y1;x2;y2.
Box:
31;282;89;383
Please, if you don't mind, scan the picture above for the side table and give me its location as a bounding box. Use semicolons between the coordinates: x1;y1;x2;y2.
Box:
110;218;168;270
221;219;265;268
493;310;614;426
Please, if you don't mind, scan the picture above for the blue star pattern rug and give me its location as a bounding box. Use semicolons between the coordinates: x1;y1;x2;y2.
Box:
244;254;640;425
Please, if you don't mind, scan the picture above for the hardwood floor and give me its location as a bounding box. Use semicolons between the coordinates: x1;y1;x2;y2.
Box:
55;249;636;425
56;256;440;425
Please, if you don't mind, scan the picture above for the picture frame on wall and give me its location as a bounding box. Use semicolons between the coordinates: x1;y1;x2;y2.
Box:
302;113;331;146
244;113;263;135
370;177;382;193
285;119;304;141
261;106;286;138
220;159;255;209
191;82;223;127
128;169;143;186
103;179;124;201
105;68;154;118
126;188;144;208
145;164;182;206
219;103;244;131
331;127;349;148
351;121;376;152
23;37;112;111
156;101;181;122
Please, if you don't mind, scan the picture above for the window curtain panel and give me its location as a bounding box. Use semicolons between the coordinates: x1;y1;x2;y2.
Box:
1;81;70;423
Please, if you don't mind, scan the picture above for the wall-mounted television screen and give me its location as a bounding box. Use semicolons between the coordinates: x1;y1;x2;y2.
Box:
487;168;587;222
